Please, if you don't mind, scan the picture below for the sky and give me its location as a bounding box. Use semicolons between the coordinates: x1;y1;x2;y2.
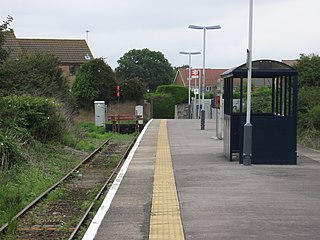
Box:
2;0;320;70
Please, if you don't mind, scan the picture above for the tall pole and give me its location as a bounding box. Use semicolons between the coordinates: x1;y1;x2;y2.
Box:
198;70;201;118
201;28;206;129
189;24;221;130
243;0;253;166
188;54;192;118
179;51;200;119
86;30;90;43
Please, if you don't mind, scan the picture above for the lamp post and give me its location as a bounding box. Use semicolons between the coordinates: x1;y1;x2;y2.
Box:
86;30;90;43
179;51;201;119
189;24;221;130
243;0;254;166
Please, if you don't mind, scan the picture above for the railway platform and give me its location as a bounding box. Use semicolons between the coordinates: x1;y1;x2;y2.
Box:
83;119;320;240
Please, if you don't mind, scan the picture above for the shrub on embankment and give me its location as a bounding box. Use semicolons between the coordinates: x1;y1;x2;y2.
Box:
0;94;68;171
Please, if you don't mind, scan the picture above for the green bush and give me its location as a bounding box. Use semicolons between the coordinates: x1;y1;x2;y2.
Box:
156;85;188;104
0;131;23;171
152;93;176;119
308;105;320;130
145;85;188;118
0;95;66;143
298;87;320;130
251;86;272;113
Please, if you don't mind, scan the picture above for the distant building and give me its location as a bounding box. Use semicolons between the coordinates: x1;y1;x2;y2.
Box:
282;59;297;67
2;31;94;86
173;68;227;93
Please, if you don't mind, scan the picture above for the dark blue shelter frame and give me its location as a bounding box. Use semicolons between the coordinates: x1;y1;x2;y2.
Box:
221;60;298;164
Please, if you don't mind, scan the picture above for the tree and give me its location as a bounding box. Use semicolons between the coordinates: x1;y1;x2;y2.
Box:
294;54;320;149
115;48;174;92
0;53;73;104
0;15;13;63
295;53;320;88
119;77;146;103
72;58;116;109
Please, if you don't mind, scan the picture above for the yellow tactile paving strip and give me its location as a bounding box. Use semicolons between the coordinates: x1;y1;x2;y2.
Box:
149;120;185;240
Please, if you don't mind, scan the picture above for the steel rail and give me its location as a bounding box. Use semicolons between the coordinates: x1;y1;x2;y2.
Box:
0;139;109;233
68;136;137;239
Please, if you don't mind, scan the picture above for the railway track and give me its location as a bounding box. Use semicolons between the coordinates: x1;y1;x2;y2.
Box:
0;137;135;239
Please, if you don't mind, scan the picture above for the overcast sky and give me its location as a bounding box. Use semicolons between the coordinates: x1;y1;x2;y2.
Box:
2;0;319;70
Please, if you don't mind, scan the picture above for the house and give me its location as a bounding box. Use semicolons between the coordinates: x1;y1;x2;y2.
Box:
2;31;94;86
173;68;227;93
282;59;297;67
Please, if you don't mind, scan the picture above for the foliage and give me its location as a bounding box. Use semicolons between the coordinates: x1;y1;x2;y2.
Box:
0;94;68;171
251;86;272;113
308;105;320;130
298;87;320;131
72;58;116;109
0;131;23;171
0;53;75;107
119;77;146;103
145;92;175;119
204;92;214;99
156;85;188;104
295;54;320;88
0;95;67;143
0;15;13;63
294;54;320;149
145;85;189;118
116;48;174;92
0;123;135;230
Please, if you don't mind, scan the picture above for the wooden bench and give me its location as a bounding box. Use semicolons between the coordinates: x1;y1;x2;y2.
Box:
107;115;143;133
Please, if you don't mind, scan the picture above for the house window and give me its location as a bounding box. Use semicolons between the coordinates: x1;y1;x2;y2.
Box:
206;86;213;92
69;65;80;76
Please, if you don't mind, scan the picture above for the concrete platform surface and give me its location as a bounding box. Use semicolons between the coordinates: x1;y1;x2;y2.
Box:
87;119;320;240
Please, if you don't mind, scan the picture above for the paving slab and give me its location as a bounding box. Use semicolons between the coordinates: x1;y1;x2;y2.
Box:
89;118;320;240
93;119;160;240
168;119;320;240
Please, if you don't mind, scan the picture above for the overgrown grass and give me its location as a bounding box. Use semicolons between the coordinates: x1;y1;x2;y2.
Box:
0;145;79;227
298;128;320;151
0;121;135;230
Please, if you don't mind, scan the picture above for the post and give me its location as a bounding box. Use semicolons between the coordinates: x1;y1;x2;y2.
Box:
189;24;221;129
243;0;253;166
117;85;120;133
198;70;201;118
188;54;192;119
179;51;200;119
201;28;206;130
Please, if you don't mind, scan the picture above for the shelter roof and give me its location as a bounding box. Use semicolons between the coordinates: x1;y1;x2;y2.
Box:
221;59;297;78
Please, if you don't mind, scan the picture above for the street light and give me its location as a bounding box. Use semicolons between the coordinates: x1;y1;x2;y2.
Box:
243;0;254;166
179;51;201;119
189;24;221;130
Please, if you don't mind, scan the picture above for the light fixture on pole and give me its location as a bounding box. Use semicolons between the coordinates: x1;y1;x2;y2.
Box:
243;0;254;166
189;24;221;130
179;51;201;119
86;30;90;43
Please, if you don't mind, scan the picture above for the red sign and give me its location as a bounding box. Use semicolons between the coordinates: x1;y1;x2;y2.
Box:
191;69;199;78
116;85;120;97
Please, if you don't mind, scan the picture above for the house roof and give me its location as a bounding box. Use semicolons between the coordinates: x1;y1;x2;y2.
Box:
2;31;23;59
173;68;227;87
281;59;297;67
2;31;94;64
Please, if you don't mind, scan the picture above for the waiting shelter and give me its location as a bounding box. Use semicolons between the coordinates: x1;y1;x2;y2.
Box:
221;59;298;164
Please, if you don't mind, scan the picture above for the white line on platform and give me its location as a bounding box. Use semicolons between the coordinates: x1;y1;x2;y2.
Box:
82;119;153;240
